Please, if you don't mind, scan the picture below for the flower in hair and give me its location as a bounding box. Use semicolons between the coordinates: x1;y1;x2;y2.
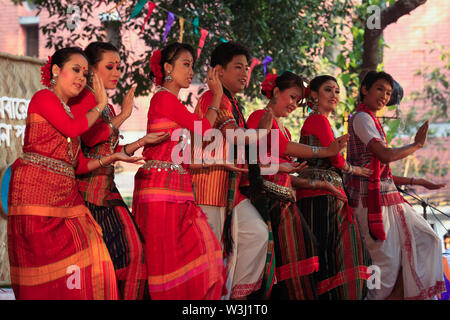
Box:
261;73;278;99
150;49;163;86
40;56;52;88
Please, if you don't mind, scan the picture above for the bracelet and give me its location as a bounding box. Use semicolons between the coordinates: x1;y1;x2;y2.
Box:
345;163;353;174
123;144;133;157
90;106;102;114
310;179;316;189
107;121;119;133
208;106;219;114
99;157;111;168
136;139;143;148
311;146;319;157
410;177;414;185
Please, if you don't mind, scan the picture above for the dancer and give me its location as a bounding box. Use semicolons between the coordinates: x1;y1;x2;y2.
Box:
346;70;445;299
296;75;372;300
132;42;226;299
247;71;349;299
8;47;143;299
69;41;169;299
190;41;275;299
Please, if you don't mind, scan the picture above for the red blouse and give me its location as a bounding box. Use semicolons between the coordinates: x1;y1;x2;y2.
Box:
246;109;290;164
8;89;94;217
300;114;345;168
134;90;212;204
297;113;345;199
69;88;124;206
247;109;294;189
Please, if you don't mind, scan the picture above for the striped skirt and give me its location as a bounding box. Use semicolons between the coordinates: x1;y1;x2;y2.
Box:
297;195;372;300
8;214;118;300
133;200;226;300
86;201;147;300
267;201;319;300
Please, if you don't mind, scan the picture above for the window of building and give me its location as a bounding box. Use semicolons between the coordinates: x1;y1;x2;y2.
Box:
24;24;39;57
19;16;39;58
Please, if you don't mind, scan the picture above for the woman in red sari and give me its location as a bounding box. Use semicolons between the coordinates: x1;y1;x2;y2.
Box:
296;75;372;299
8;47;144;300
132;42;226;299
69;42;168;300
246;71;349;299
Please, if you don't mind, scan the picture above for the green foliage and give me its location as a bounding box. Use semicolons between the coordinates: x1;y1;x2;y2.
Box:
16;0;352;106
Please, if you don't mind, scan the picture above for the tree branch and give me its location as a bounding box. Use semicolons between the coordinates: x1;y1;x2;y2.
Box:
360;0;427;80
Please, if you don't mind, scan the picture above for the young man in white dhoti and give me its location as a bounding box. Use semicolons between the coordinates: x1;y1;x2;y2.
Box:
346;71;446;300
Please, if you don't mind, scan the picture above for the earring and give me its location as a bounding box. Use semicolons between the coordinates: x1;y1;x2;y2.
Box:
164;71;173;83
50;75;57;86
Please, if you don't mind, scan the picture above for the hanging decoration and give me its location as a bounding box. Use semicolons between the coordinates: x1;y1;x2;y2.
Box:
179;17;185;43
120;2;277;86
262;56;273;76
162;12;175;43
197;28;209;59
247;57;261;87
128;0;148;20
107;0;127;14
192;16;199;36
140;1;157;33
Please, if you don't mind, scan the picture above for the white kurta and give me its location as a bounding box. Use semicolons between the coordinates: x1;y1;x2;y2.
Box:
352;113;444;300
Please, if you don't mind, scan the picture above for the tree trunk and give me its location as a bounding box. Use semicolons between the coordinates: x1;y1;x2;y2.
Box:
360;0;427;81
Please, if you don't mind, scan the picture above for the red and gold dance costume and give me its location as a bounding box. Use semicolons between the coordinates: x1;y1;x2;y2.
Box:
132;89;225;299
69;88;146;300
190;90;268;299
247;109;319;300
296;113;371;299
7;89;118;300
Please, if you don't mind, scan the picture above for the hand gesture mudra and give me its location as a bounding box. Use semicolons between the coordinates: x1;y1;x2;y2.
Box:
121;85;137;117
206;67;223;100
92;73;107;108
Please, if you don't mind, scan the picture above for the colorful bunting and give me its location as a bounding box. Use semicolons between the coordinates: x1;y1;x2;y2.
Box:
128;0;148;21
162;12;175;43
247;57;261;87
140;1;156;34
123;2;277;84
197;28;209;59
262;56;273;76
192;17;199;36
179;17;184;43
107;0;127;14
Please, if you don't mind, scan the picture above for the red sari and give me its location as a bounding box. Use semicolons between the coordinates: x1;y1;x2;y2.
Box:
69;88;147;300
132;88;226;299
7;89;118;300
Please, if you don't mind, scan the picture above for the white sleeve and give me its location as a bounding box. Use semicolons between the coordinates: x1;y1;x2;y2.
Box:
352;112;384;146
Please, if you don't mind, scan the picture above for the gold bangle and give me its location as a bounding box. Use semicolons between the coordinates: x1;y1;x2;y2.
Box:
99;157;110;168
136;139;143;148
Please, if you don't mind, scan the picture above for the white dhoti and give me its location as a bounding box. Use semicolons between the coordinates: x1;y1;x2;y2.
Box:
200;198;268;299
355;196;444;300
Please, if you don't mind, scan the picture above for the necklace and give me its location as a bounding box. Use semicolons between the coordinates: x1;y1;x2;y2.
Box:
50;89;79;164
